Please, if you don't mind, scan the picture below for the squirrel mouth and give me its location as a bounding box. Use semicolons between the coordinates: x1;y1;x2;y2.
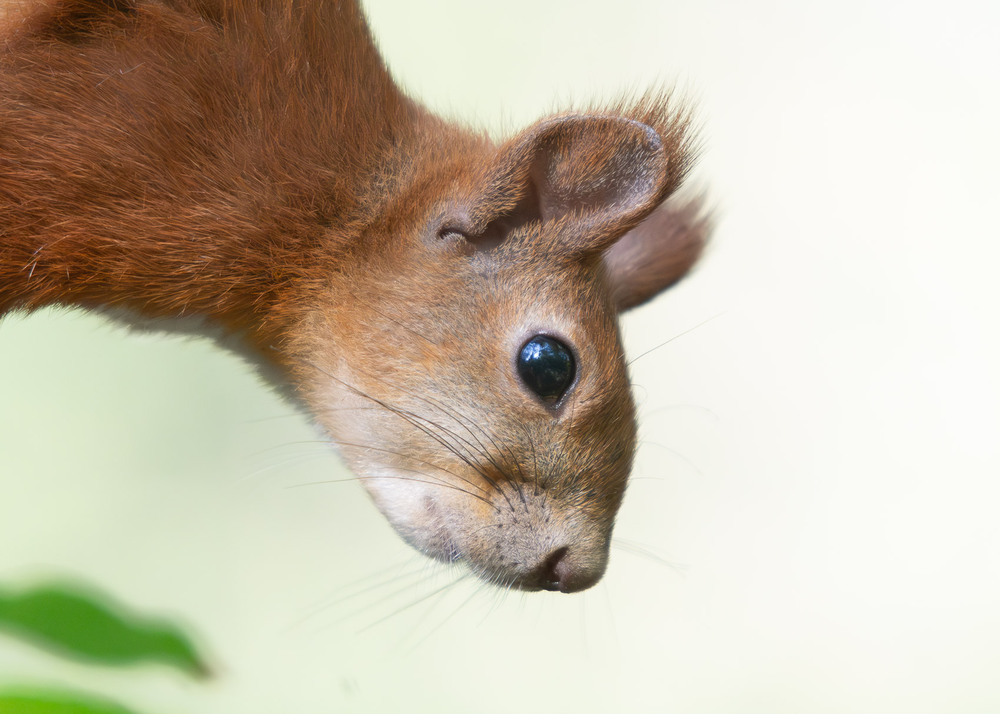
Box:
360;467;610;593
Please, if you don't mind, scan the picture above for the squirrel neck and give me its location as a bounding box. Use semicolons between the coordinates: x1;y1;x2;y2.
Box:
0;0;439;349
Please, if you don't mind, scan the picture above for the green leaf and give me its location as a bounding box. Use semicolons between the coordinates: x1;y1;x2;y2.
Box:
0;689;141;714
0;582;210;678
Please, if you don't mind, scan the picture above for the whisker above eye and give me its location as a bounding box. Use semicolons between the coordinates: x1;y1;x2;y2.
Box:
626;312;725;367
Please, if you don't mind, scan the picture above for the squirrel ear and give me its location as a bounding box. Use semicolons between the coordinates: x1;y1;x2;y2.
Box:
476;115;673;251
603;196;711;312
527;115;668;236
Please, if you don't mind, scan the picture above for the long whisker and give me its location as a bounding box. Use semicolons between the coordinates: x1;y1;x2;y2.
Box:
347;296;439;347
626;312;725;366
327;311;525;495
297;358;517;510
356;571;471;633
349;370;515;488
288;399;508;494
244;433;494;503
328;438;493;497
243;447;340;480
611;538;689;575
556;381;580;494
289;559;427;629
330;568;447;630
529;425;539;498
241;404;384;425
638;403;720;422
372;376;530;507
404;579;483;651
635;439;704;478
290;472;493;505
373;402;517;511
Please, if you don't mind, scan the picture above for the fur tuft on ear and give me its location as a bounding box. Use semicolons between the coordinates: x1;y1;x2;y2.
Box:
603;194;711;311
470;90;697;254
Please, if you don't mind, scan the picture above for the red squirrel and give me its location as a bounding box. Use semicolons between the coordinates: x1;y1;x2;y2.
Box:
0;0;709;592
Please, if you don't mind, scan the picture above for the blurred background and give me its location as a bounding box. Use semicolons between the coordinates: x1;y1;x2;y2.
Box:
2;0;999;711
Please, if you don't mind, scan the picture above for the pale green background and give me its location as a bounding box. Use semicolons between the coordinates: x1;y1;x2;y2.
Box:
2;0;999;711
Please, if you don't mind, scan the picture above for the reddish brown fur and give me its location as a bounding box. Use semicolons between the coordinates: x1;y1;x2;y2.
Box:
0;0;708;592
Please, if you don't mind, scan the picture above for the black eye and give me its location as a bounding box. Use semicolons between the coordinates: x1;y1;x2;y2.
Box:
517;335;575;402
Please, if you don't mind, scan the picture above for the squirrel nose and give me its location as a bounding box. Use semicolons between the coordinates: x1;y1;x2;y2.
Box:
535;546;603;593
538;547;568;591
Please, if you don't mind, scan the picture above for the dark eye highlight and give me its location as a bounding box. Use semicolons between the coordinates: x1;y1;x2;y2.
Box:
517;335;575;403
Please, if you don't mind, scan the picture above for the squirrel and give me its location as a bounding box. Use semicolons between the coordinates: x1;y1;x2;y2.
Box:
0;0;709;592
